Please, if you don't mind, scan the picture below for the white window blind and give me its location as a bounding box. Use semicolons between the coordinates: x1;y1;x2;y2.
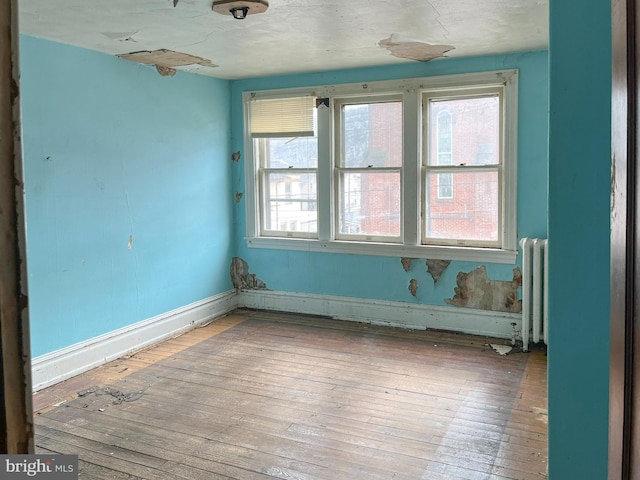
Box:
250;96;316;138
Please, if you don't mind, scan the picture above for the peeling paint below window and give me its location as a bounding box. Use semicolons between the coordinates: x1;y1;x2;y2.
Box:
378;34;454;62
401;257;415;272
408;279;419;297
445;266;522;313
426;259;451;283
230;257;267;290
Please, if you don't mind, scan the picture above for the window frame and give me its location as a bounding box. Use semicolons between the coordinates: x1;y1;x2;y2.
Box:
333;94;404;243
255;136;319;239
243;70;518;264
422;86;505;248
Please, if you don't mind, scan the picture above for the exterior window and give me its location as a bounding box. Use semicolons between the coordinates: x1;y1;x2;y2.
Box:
244;70;518;263
251;96;318;238
424;91;502;247
335;98;402;241
436;111;453;199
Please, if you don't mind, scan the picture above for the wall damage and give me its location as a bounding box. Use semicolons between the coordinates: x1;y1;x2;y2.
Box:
230;257;267;290
378;34;454;62
445;266;522;313
426;259;451;283
401;257;415;272
408;279;419;297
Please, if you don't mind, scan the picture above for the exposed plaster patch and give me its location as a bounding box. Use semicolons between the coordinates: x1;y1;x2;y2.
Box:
401;257;416;272
155;65;177;77
230;257;267;290
117;49;218;76
235;192;244;203
408;279;419;297
378;34;454;62
445;266;522;313
426;259;451;283
231;151;241;162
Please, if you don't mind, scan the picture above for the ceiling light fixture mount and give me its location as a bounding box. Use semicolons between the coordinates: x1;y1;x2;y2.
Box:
212;0;269;19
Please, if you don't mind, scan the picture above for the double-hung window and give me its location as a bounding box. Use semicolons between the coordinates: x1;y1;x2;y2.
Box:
335;96;403;241
250;95;318;238
244;70;518;263
423;87;504;247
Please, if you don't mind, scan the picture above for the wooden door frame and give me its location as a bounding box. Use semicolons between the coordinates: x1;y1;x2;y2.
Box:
610;0;638;477
0;0;34;453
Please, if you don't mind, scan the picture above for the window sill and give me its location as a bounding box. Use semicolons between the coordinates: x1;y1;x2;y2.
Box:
246;237;517;264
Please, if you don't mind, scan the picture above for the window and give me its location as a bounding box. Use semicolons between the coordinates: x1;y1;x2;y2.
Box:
250;95;318;238
424;90;503;247
244;70;518;263
335;97;403;241
435;110;453;199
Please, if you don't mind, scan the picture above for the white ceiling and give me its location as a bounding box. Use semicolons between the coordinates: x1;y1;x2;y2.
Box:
19;0;548;80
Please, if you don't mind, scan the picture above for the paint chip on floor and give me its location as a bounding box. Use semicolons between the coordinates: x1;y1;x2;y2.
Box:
490;344;513;355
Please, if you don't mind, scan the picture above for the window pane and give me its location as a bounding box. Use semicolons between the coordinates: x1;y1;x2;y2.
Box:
339;172;401;237
425;170;499;242
437;172;453;199
342;102;402;168
264;172;317;233
428;95;500;166
259;136;318;169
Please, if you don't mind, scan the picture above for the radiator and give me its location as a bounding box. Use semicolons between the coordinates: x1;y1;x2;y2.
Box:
519;237;548;351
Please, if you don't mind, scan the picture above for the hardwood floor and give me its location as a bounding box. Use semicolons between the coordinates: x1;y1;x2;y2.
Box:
33;309;548;480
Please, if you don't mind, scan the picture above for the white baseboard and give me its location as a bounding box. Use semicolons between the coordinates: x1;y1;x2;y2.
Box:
31;290;238;391
33;288;522;391
238;289;521;339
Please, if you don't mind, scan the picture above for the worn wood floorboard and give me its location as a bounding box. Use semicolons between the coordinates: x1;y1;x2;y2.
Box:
34;309;548;479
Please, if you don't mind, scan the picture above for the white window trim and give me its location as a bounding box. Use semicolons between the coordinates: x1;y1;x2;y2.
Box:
334;94;404;243
422;86;505;248
243;70;518;264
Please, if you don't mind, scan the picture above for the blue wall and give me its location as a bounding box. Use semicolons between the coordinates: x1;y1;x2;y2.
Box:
230;51;549;303
21;36;233;357
548;0;611;477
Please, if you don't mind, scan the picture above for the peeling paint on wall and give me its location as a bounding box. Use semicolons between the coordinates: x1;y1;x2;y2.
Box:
235;192;244;203
378;34;454;62
408;279;418;297
231;151;241;162
155;65;176;77
426;259;451;283
401;257;415;272
445;266;522;313
127;235;133;250
230;257;267;290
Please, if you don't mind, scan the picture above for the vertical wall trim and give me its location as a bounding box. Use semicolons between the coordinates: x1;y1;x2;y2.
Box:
317;100;332;241
0;0;35;453
402;87;420;245
610;0;635;477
